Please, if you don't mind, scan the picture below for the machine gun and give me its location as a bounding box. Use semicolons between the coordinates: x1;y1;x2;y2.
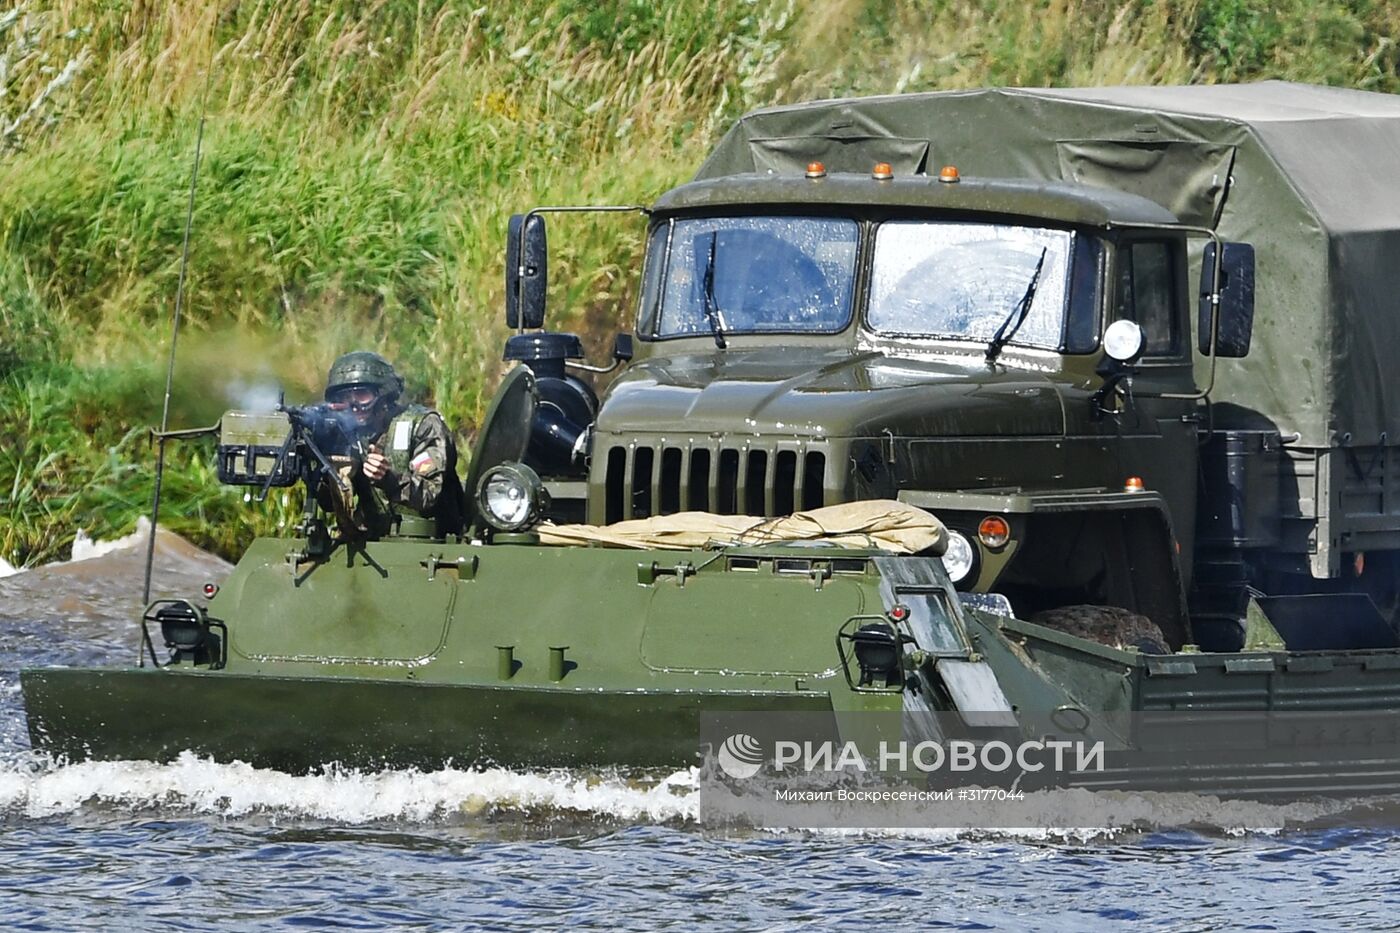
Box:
217;402;377;543
217;402;364;490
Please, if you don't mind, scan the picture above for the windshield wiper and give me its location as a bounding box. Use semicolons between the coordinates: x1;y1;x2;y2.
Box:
985;247;1048;365
700;231;728;350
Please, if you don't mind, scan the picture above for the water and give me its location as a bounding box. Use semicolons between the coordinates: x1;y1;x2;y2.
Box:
4;525;1400;930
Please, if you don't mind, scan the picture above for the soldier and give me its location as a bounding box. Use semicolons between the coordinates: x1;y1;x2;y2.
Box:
323;350;465;537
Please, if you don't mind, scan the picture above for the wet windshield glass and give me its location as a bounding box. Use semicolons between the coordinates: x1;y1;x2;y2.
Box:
648;217;858;337
867;222;1074;349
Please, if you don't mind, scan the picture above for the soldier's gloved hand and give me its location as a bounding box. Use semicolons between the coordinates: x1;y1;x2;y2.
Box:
363;445;391;483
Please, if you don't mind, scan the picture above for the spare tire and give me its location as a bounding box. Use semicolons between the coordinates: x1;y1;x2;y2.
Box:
1030;605;1169;654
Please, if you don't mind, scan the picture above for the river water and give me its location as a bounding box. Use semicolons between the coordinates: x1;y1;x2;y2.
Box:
3;525;1400;930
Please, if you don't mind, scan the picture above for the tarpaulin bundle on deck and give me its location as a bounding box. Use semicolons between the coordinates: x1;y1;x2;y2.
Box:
538;500;946;553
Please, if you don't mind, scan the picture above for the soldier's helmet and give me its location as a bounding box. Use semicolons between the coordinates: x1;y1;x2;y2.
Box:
325;351;404;435
325;350;404;403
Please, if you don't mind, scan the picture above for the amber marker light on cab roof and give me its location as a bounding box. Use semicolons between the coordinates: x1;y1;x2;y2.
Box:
978;516;1011;549
1124;476;1146;492
805;161;827;178
939;165;961;183
871;162;894;180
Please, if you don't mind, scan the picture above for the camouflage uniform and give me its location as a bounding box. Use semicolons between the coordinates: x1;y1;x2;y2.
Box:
363;403;464;535
322;351;465;538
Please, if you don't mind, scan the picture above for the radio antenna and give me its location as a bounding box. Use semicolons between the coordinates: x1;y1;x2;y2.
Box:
139;36;216;662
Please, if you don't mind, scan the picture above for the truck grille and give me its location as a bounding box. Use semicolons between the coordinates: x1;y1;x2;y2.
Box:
602;442;826;523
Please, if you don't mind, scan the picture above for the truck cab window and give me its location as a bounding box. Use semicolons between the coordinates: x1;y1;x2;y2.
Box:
1115;241;1181;358
645;216;858;338
867;221;1074;350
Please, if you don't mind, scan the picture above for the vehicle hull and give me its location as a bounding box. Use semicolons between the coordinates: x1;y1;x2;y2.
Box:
21;667;833;772
21;536;1400;803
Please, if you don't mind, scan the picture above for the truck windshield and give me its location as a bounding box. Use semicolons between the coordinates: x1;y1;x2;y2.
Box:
647;217;859;337
867;222;1074;349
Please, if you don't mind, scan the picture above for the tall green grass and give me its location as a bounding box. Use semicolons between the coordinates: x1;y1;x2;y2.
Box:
2;0;1398;564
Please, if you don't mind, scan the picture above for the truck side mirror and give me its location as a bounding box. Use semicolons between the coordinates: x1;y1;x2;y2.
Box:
613;333;634;363
1198;241;1255;358
506;213;548;329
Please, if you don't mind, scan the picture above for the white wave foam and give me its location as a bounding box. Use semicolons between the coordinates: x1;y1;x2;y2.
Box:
2;752;1368;838
0;517;159;577
0;753;700;823
69;516;153;563
0;517;174;578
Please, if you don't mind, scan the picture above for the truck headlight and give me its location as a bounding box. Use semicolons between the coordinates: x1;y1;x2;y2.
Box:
477;461;547;532
941;529;976;584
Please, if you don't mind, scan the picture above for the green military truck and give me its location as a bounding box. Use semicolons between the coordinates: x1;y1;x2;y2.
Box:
514;80;1400;655
23;83;1400;789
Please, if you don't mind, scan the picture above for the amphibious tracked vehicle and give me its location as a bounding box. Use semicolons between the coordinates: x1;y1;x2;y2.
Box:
24;83;1400;795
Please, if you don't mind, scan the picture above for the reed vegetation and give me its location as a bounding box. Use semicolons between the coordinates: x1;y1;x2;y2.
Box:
2;0;1397;565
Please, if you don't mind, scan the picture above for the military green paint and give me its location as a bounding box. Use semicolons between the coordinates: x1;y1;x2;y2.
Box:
233;549;456;663
639;574;868;675
992;614;1140;714
601;349;1078;440
171;538;905;697
20;667;837;772
27;83;1400;777
653;175;1178;228
590;344;1172;599
23;530;1400;772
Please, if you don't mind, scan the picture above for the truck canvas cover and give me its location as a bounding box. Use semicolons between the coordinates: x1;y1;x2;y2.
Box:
697;82;1400;448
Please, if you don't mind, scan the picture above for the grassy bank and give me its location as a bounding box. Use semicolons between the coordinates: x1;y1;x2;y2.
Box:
2;0;1398;565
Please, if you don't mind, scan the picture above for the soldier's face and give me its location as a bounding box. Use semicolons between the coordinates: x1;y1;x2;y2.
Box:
328;387;382;428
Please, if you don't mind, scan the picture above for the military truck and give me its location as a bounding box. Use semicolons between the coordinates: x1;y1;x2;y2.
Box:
509;80;1400;655
22;82;1400;788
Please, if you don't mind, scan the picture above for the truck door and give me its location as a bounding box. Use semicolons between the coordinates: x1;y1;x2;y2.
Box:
1107;236;1200;582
